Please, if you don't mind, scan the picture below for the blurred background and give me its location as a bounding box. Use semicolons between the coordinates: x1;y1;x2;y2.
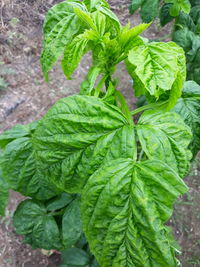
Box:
0;0;199;266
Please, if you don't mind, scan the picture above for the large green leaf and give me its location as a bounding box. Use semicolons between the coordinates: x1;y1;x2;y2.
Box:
62;198;82;248
41;1;84;80
34;95;136;194
1;136;60;200
0;169;9;216
173;81;200;157
137;111;192;177
127;41;186;106
13;200;62;250
81;159;187;266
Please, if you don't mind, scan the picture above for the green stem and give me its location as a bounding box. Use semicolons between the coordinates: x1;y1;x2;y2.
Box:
131;101;168;116
115;90;134;126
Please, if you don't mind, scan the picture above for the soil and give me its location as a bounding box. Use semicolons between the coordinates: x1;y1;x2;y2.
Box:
0;0;199;266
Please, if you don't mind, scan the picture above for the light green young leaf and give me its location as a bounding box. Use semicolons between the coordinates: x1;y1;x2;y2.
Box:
13;200;62;250
0;169;9;216
61;34;89;79
137;111;192;177
41;1;83;80
74;8;97;30
127;42;186;102
119;23;150;50
84;0;109;11
80;66;101;95
1;137;60;200
62;198;82;248
34;95;136;193
82;159;187;266
97;6;121;32
91;11;106;36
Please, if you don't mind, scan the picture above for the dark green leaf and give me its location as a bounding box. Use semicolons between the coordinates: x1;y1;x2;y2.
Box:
129;0;144;14
0;168;9;216
46;193;74;211
13;199;62;250
62;198;82;248
140;0;159;23
173;83;200;156
82;159;187;266
137;111;192;177
34;95;136;193
160;3;174;26
61;248;90;266
1;137;60;200
182;80;200;97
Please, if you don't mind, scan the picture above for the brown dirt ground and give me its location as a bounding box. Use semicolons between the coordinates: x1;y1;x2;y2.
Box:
0;0;199;266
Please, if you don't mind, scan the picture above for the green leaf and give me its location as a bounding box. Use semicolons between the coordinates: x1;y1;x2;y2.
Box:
127;42;186;102
97;6;121;32
119;23;150;50
61;34;89;79
182;80;200;97
166;0;191;16
41;1;83;80
62;198;82;248
84;0;109;11
160;3;174;27
137;111;192;177
0;121;38;149
129;0;144;14
46;193;74;211
61;248;90;266
34;95;136;193
140;0;160;23
173;81;200;157
13;200;62;250
1;137;60;200
0;168;9;216
81;159;187;266
80;66;101;95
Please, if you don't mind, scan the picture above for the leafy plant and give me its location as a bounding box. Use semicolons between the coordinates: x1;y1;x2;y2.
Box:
129;0;200;85
129;0;191;23
0;0;199;266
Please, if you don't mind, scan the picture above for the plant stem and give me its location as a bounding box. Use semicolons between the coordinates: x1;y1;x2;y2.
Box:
131;100;168;116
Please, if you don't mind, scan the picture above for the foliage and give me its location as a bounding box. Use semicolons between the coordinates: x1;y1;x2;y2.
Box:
129;0;191;23
0;0;198;266
129;0;200;85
